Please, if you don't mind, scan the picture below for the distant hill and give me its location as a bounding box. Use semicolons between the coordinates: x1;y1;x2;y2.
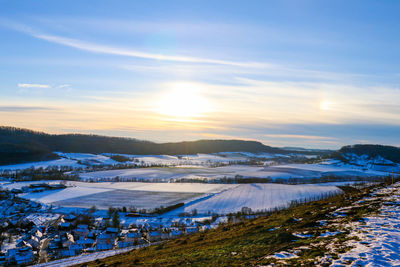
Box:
339;144;400;163
0;126;284;165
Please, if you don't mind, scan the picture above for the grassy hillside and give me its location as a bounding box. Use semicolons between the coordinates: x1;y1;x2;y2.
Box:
80;184;381;266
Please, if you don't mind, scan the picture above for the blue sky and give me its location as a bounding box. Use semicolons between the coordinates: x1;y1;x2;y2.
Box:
0;0;399;148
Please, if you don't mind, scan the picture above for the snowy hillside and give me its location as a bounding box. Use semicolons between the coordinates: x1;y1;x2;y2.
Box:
168;183;342;215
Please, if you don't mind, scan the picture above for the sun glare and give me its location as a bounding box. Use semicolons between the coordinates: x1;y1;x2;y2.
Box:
319;100;332;111
157;83;211;119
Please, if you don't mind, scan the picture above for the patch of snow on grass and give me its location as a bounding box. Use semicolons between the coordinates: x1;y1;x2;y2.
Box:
330;184;400;266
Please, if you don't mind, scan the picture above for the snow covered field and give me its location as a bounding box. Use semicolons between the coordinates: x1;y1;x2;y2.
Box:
1;152;397;183
103;152;250;165
16;181;236;210
0;158;84;171
9;180;342;215
0;152;252;171
80;162;393;182
55;152;119;165
170;183;342;215
54;190;203;210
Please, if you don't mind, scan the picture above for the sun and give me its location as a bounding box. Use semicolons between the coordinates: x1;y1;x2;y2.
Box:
156;83;211;119
319;100;332;111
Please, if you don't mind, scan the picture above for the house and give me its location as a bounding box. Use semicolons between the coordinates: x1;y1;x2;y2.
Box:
62;233;75;248
69;243;84;253
60;222;71;229
48;238;61;250
146;231;162;242
96;232;116;246
76;238;95;248
106;227;119;234
0;255;6;265
6;247;34;265
74;224;89;238
125;232;141;243
88;230;96;239
96;243;113;251
33;229;43;239
161;231;169;240
117;241;133;248
26;235;40;250
63;214;76;222
58;249;76;257
186;227;199;234
169;229;183;238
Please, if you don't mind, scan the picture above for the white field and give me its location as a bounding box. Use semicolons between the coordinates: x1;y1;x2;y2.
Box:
103;152;249;165
170;183;342;215
17;181;237;210
55;152;119;165
1;152;397;182
80;162;392;182
0;152;250;171
0;158;84;171
11;180;342;214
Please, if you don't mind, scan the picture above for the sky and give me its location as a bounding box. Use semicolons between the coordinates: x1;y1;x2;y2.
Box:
0;0;400;149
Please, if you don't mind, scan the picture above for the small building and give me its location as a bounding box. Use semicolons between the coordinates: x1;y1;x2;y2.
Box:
146;231;162;242
95;243;113;251
106;227;119;234
60;222;71;229
62;233;75;248
74;224;89;238
76;238;95;248
118;241;133;248
27;236;40;250
125;232;141;243
6;247;34;265
58;249;76;257
169;229;183;239
186;227;199;234
96;232;116;246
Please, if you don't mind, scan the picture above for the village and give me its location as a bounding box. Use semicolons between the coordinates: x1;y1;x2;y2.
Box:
0;184;223;266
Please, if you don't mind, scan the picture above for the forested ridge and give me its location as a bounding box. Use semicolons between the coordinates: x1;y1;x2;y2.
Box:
0;126;281;165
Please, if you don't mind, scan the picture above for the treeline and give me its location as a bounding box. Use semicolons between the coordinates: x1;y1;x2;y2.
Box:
338;144;400;163
0;166;79;181
0;126;286;165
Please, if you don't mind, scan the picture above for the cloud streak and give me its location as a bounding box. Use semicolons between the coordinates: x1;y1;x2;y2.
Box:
18;83;50;88
0;106;56;112
2;20;267;68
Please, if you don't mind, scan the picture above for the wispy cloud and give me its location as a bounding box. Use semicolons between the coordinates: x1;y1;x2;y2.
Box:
37;34;268;67
0;105;56;112
57;84;70;89
17;83;50;88
1;20;267;68
263;134;336;140
1;20;372;84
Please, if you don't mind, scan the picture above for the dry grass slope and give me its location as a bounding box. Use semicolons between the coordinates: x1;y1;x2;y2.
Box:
79;184;387;266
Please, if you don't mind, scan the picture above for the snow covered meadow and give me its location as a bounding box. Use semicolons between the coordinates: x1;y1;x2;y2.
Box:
1;152;397;183
79;162;392;182
0;151;398;221
1;181;343;215
0;151;396;216
167;183;342;215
